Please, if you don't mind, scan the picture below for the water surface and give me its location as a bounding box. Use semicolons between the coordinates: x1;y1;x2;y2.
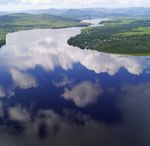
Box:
0;22;150;146
82;18;109;26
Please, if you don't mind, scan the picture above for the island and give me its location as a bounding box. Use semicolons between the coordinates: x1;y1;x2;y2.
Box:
0;13;90;48
68;18;150;56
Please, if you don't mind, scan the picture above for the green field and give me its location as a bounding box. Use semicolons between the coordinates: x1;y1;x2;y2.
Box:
68;18;150;56
0;13;89;48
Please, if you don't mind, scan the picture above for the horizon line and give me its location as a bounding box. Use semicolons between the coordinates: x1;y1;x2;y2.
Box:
0;6;150;12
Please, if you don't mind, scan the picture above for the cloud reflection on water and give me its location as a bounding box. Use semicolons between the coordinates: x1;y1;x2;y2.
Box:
62;81;103;108
0;28;143;75
0;28;145;99
0;27;149;146
0;82;149;146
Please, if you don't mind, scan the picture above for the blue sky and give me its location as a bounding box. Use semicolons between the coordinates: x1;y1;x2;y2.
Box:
0;0;150;11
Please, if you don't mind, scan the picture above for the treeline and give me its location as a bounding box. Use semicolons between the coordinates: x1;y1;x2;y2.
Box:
0;32;6;48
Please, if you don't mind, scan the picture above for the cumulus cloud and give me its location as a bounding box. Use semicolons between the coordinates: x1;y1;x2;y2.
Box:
0;0;150;10
52;74;73;87
9;105;30;122
62;81;103;107
10;68;38;89
22;0;56;5
0;86;6;98
0;0;56;5
0;85;15;98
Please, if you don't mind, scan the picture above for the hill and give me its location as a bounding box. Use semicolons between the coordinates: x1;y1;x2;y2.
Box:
0;13;88;32
24;7;150;20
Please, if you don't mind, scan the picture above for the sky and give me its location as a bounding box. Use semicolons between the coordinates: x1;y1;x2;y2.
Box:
0;0;150;11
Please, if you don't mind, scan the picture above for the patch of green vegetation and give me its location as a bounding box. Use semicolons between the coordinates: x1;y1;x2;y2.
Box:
0;31;6;47
68;18;150;56
0;13;90;48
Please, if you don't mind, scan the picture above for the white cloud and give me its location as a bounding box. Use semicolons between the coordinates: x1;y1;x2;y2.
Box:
53;74;73;87
10;68;38;89
62;81;103;107
0;0;150;11
9;105;30;122
21;0;55;5
0;85;15;98
0;86;6;98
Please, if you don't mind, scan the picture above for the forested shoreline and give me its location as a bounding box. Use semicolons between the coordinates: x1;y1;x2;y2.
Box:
68;18;150;56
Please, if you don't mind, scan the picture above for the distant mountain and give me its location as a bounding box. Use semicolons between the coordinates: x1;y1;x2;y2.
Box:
0;12;9;16
0;13;80;23
0;7;150;20
22;7;150;20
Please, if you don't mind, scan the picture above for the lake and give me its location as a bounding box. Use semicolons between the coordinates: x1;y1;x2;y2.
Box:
0;19;150;146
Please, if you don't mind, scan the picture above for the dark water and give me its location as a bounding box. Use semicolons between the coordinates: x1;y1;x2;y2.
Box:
0;27;150;146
